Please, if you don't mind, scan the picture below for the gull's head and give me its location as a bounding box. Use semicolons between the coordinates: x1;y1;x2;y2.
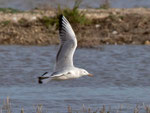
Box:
80;69;93;77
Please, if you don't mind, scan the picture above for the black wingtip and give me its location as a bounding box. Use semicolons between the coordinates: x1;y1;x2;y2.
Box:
59;14;63;23
38;76;49;84
59;14;63;19
38;77;43;84
59;14;63;30
42;72;48;76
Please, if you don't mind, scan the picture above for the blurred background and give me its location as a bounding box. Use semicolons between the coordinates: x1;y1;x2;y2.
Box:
0;0;150;10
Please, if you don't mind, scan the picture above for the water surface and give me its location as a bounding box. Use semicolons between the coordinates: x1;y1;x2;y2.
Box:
0;0;150;10
0;45;150;113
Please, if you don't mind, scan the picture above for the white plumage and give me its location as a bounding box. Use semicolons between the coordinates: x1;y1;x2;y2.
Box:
38;15;93;84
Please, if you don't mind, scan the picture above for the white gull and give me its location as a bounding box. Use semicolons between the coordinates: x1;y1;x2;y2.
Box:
38;15;93;84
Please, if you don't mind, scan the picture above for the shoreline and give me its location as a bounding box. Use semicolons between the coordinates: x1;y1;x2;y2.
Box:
0;8;150;47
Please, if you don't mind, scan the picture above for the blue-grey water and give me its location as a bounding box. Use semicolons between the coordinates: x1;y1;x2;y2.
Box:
0;45;150;113
0;0;150;10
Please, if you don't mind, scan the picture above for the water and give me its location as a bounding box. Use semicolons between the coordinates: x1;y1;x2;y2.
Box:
0;0;150;10
0;45;150;113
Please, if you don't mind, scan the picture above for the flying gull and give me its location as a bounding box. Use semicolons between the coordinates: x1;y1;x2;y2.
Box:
38;15;93;84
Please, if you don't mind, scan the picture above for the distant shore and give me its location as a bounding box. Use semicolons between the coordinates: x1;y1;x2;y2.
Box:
0;8;150;47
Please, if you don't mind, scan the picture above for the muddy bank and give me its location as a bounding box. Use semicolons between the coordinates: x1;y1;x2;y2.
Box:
0;8;150;47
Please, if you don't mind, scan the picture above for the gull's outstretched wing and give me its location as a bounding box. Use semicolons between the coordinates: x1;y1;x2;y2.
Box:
54;15;77;71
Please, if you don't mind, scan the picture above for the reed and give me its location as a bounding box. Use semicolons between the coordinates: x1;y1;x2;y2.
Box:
0;97;150;113
20;108;24;113
76;104;150;113
2;97;11;113
36;104;43;113
1;97;43;113
1;97;150;113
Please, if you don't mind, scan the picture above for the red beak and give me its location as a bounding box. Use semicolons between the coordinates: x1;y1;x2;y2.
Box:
88;74;93;77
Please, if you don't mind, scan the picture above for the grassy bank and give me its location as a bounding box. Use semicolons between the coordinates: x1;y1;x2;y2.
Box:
1;97;150;113
0;8;150;47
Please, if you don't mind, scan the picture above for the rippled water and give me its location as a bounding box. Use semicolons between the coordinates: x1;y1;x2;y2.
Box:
0;45;150;113
0;0;150;10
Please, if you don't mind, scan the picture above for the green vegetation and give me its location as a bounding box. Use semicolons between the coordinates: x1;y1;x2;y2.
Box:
0;20;11;26
39;16;58;28
40;0;91;29
57;0;91;25
107;14;118;21
17;18;32;28
99;0;110;9
0;8;22;13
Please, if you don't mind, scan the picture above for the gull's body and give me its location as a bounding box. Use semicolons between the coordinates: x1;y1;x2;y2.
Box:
38;15;93;84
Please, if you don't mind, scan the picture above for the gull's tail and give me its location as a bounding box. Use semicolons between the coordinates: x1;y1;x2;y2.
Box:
38;72;51;84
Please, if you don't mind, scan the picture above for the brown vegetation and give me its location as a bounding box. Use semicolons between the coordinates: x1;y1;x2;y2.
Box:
0;8;150;47
1;97;150;113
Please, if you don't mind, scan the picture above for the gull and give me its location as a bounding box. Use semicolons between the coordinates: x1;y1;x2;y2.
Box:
38;15;93;84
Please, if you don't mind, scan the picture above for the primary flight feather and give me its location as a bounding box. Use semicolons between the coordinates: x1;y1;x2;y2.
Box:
38;15;93;84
